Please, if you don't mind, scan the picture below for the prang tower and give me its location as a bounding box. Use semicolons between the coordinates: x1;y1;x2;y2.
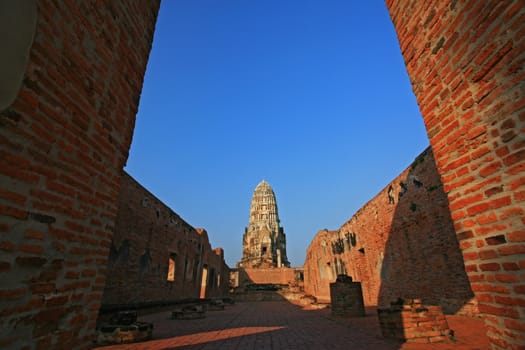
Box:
238;180;290;268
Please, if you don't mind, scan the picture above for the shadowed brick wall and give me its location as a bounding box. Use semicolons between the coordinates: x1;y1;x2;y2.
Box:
101;172;230;307
304;148;476;316
386;1;524;348
0;1;160;349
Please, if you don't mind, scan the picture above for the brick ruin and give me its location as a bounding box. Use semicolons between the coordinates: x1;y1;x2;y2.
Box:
304;147;477;315
101;172;229;308
386;2;524;348
0;1;161;349
378;298;452;343
0;1;523;349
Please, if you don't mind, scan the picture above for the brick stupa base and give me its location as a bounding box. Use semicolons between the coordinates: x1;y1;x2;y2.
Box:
377;298;453;343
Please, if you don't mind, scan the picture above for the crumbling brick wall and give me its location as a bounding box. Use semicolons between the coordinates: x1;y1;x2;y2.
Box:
101;172;230;307
0;1;160;349
304;148;475;314
235;267;299;286
386;1;524;348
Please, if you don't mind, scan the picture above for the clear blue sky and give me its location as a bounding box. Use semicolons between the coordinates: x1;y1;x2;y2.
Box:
125;1;429;267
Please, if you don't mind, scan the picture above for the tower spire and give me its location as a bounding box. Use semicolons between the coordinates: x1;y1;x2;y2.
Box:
238;180;290;268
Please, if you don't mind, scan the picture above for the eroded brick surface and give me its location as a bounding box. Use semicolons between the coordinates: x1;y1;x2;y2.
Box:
304;148;475;314
386;1;525;348
0;2;160;349
101;172;230;306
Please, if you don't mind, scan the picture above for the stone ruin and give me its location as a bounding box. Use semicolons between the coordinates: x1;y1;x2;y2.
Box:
172;304;206;320
96;311;153;345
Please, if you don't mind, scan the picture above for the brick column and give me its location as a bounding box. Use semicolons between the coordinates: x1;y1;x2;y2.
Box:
0;1;160;349
385;1;525;348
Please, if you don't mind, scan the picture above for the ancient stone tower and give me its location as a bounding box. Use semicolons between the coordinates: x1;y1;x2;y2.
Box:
238;180;290;268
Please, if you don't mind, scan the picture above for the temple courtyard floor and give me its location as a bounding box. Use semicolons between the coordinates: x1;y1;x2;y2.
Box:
94;301;489;350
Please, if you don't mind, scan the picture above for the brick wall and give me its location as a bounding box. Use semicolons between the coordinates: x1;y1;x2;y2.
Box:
385;1;525;348
236;267;300;286
304;148;475;314
101;172;230;307
0;1;160;349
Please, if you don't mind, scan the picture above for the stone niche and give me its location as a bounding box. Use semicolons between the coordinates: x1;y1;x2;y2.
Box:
377;298;453;343
329;275;365;317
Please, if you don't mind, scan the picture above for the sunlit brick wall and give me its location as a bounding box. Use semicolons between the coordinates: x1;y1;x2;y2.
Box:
385;1;524;348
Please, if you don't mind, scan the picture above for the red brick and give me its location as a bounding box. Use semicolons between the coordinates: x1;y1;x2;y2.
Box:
0;288;26;299
479;263;500;271
502;262;520;271
508;231;525;242
477;212;498;225
498;245;525;256
500;207;524;220
477;303;520;319
45;295;69;307
24;230;45;240
515;190;525;202
15;256;47;267
478;249;498;260
0;189;27;206
0;241;16;252
505;319;525;332
509;176;525;191
450;193;483;211
476;293;493;302
0;204;29;220
466;202;490;216
18;244;45;254
514;285;525;294
495;295;525;307
494;273;520;283
1;164;40;184
479;161;502;177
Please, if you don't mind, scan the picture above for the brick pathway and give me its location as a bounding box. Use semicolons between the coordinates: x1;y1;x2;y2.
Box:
94;301;489;350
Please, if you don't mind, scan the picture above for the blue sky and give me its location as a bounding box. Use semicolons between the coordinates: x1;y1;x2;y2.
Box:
125;1;429;267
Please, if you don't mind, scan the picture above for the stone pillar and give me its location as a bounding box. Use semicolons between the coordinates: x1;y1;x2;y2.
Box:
329;275;365;317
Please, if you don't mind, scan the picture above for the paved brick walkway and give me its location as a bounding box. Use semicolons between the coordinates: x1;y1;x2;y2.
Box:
94;301;489;350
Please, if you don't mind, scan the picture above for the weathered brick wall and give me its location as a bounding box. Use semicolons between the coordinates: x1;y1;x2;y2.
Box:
304;148;475;314
0;1;159;349
236;267;299;286
386;1;525;348
304;230;339;302
101;172;230;307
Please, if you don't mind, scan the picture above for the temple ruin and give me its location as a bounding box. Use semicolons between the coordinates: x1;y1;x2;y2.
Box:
238;180;290;268
0;1;523;349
